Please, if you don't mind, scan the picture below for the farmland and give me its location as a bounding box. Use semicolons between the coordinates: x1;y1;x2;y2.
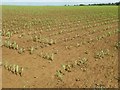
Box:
2;6;119;88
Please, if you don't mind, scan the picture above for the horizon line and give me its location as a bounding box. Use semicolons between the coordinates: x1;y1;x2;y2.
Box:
1;2;119;6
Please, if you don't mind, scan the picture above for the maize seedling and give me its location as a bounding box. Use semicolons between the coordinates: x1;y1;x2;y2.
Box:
29;47;34;54
55;70;63;81
3;62;24;76
18;47;25;54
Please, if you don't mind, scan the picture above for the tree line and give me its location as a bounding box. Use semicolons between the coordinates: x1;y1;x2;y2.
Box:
64;1;120;6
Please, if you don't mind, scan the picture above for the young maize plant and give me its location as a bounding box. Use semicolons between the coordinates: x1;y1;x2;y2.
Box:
4;40;7;47
15;65;23;76
18;34;22;38
2;30;5;36
16;44;19;50
61;64;72;72
4;40;11;48
8;64;12;71
40;38;44;43
116;29;120;33
114;41;120;49
3;62;24;76
94;49;110;59
76;43;80;47
11;64;16;74
5;31;12;38
47;53;54;61
18;47;25;54
62;64;66;70
41;52;54;61
55;70;63;81
29;47;34;54
4;61;9;70
43;37;47;43
33;35;38;42
15;65;19;75
12;41;17;49
48;39;56;45
107;32;112;37
18;67;24;76
49;53;54;61
13;30;17;34
75;57;88;66
43;53;48;59
40;52;43;57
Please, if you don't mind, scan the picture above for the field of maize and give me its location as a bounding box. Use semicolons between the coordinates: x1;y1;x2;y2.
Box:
2;6;119;88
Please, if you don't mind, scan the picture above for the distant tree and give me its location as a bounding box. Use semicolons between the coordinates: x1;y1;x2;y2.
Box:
115;1;120;5
79;4;85;6
87;2;120;6
70;2;120;6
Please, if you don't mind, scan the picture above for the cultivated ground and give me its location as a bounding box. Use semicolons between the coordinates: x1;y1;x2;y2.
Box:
2;6;119;88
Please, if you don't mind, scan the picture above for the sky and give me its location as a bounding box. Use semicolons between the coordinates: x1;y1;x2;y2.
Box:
2;0;120;3
1;0;120;6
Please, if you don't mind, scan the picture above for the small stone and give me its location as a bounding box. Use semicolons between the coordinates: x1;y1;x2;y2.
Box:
76;78;80;81
85;51;88;54
33;56;36;59
34;76;38;78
